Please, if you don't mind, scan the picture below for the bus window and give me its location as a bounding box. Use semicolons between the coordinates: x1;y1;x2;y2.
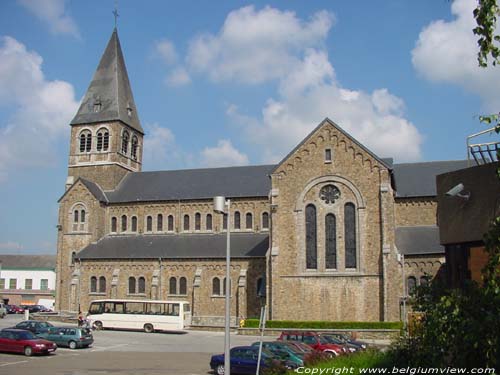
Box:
88;302;103;315
114;303;125;313
166;303;180;316
125;302;144;314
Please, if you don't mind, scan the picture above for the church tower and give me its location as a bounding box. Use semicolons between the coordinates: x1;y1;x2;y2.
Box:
67;28;143;191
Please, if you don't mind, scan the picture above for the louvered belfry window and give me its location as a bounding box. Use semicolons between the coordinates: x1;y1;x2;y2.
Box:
305;204;317;269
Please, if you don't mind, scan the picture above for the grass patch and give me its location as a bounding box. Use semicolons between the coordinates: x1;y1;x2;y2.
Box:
244;320;402;330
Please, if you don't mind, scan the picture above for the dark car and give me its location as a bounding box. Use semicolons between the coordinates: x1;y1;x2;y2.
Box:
14;320;54;334
6;305;24;314
251;341;304;366
0;329;57;356
210;346;296;375
278;331;343;357
328;333;368;350
38;327;93;349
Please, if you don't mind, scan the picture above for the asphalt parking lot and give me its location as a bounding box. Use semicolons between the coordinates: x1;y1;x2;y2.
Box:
0;314;276;375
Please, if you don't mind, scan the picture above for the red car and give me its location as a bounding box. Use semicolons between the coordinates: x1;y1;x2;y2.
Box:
278;331;344;357
0;329;57;356
6;305;24;314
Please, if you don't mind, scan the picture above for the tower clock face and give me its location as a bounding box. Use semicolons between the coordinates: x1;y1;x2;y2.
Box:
319;184;341;204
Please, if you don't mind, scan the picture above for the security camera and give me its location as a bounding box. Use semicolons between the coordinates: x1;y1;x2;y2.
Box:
446;183;470;199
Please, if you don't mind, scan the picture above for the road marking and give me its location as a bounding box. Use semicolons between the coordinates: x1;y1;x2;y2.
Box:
0;360;28;367
90;343;129;352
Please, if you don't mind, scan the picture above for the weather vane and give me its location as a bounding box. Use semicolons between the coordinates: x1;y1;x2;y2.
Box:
113;0;119;28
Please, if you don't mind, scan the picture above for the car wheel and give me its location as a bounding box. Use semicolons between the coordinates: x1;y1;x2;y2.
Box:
215;364;225;375
69;341;77;350
324;351;335;358
143;324;154;333
24;346;33;356
93;321;103;330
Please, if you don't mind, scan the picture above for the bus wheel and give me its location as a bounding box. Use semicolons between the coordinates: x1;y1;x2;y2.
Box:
144;324;154;333
93;321;103;331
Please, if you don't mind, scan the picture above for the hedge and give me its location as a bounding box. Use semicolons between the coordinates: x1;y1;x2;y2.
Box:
243;319;402;330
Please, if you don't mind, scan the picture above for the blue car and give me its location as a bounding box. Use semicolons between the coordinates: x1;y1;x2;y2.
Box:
210;345;294;374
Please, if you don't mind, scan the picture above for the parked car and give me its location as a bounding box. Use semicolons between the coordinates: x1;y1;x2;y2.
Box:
13;320;54;334
328;333;368;350
251;341;304;366
6;305;24;314
321;334;356;353
0;303;6;318
278;331;344;357
210;346;297;375
37;327;93;349
0;329;57;356
20;305;51;313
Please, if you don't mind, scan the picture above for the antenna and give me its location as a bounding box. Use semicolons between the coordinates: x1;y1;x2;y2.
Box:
113;0;119;28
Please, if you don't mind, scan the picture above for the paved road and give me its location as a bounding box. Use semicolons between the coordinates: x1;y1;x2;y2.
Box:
0;314;276;374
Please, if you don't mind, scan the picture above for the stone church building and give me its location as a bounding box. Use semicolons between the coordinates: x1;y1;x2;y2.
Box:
55;29;464;324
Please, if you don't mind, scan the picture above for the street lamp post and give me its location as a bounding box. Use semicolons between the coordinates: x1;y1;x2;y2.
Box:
213;196;231;375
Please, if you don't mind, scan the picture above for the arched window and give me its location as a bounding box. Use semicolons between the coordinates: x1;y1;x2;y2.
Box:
96;129;109;152
121;130;129;154
262;212;269;230
407;276;417;295
183;215;190;231
325;214;337;269
72;204;86;231
80;210;86;223
223;214;228;230
90;276;97;293
103;131;109;151
195;213;201;231
246;213;253;230
73;209;79;224
128;277;136;294
98;276;106;293
121;215;127;232
169;277;177;295
146;216;153;232
131;216;137;232
420;276;429;287
111;217;117;232
168;215;174;231
344;203;357;269
234;211;241;230
71;251;76;265
138;277;145;293
131;136;138;160
257;277;265;297
223;277;230;296
206;214;212;231
305;204;317;269
157;214;163;231
79;131;92;152
179;277;187;295
212;277;220;296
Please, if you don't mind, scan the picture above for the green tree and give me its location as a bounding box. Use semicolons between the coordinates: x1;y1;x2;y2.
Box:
474;0;500;66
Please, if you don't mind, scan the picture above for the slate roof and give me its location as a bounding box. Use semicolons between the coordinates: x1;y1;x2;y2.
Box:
70;29;143;134
0;255;56;270
106;165;275;203
395;226;444;255
80;178;108;203
77;233;269;260
392;160;469;198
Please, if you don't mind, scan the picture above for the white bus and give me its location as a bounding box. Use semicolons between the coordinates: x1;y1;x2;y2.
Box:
87;299;191;333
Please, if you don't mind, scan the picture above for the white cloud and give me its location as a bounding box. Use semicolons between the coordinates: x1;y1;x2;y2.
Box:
186;6;335;84
18;0;80;38
155;39;178;65
200;140;249;167
0;36;79;181
412;0;500;111
166;67;191;87
0;241;24;250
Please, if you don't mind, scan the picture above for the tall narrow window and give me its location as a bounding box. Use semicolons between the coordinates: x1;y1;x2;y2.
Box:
97;129;110;151
223;214;227;230
344;203;357;269
74;210;79;224
157;214;163;231
9;279;17;289
138;277;145;293
257;277;265;297
121;215;127;232
407;276;417;295
103;131;109;151
40;279;48;290
169;277;177;295
206;214;212;231
212;278;220;296
85;133;92;152
111;217;117;232
246;213;253;229
81;210;86;223
168;215;174;231
305;204;317;269
262;212;269;230
131;136;138;160
131;216;137;232
121;130;129;154
97;131;103;151
90;277;97;293
128;277;136;294
179;277;187;295
79;131;92;152
25;279;33;290
71;252;76;265
325;214;337;269
223;277;230;296
234;211;241;230
325;148;332;162
146;216;153;232
80;133;86;152
195;213;201;230
183;215;190;231
420;276;429;287
99;276;106;293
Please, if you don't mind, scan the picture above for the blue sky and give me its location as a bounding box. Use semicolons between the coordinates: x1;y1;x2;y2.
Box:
0;0;497;254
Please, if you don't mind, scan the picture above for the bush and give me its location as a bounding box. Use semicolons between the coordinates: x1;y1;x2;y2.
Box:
243;319;402;330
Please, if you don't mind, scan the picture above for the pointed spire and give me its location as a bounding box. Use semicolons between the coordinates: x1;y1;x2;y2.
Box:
71;29;143;134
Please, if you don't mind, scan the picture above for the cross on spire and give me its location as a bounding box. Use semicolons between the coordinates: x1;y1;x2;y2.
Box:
113;0;119;28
